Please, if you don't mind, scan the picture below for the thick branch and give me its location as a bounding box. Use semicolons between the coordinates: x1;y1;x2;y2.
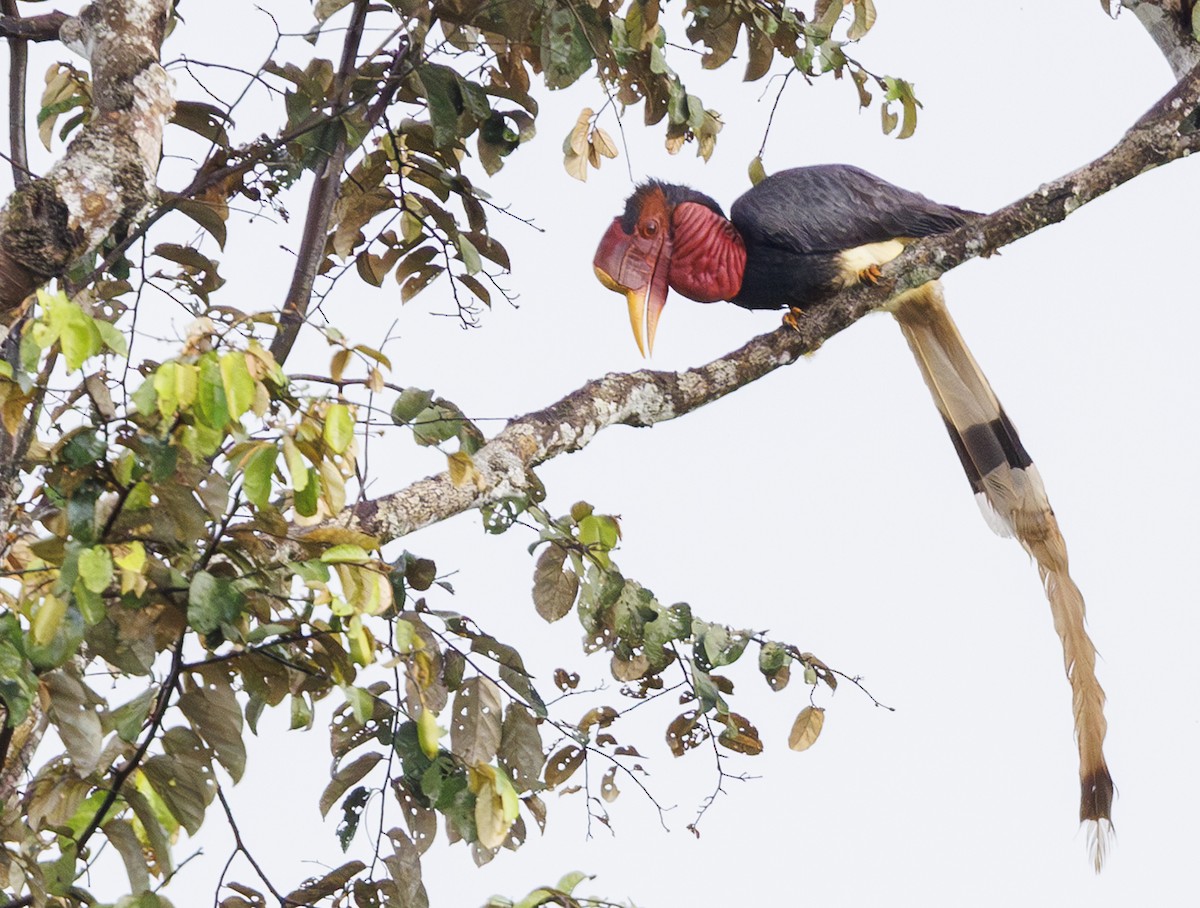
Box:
0;0;175;313
1122;0;1200;78
0;11;68;43
335;62;1200;546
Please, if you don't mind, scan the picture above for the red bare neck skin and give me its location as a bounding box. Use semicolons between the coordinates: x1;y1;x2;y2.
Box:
668;202;746;302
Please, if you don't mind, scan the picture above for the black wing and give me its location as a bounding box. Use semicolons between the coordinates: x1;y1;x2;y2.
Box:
730;165;978;254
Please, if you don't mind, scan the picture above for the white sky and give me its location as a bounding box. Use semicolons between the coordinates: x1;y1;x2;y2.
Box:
11;2;1200;906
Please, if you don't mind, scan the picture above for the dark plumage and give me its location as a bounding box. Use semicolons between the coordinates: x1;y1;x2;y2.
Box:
730;165;979;310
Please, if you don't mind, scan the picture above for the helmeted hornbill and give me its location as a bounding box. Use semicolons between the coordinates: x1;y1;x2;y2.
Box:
593;164;1113;868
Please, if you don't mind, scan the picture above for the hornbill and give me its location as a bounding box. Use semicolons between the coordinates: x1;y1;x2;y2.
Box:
593;165;1113;868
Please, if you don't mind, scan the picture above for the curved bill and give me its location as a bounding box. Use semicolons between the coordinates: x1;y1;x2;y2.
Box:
592;217;671;357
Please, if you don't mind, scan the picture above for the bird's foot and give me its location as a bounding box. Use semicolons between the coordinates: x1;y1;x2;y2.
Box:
858;264;883;285
783;307;804;332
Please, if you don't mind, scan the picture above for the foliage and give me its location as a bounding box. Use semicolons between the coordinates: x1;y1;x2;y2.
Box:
0;1;915;905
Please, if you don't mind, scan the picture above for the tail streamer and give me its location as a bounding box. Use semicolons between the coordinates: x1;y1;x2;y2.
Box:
892;282;1113;870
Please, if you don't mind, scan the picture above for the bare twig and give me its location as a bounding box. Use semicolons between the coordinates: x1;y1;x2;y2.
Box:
2;0;30;188
270;0;370;365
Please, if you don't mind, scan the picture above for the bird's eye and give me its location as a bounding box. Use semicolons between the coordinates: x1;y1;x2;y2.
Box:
643;220;659;237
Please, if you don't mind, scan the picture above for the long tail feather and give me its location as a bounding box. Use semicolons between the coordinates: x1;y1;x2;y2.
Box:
892;282;1114;870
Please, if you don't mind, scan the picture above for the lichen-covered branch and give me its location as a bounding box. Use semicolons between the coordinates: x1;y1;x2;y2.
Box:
336;60;1200;547
1122;0;1200;79
0;0;174;313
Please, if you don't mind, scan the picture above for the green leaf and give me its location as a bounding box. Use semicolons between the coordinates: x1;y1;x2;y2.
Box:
418;63;466;148
187;570;246;636
111;688;155;743
95;319;128;357
410;404;460;447
321;543;370;564
456;234;482;275
418;706;444;760
541;5;594;89
748;155;767;185
337;787;370;851
282;435;309;493
196;353;230;430
78;545;113;594
220;352;255;420
391;387;434;424
0;634;37;725
294;466;319;517
324;402;354;454
241;443;277;510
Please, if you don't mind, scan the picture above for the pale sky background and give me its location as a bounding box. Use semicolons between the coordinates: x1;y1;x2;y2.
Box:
10;2;1200;906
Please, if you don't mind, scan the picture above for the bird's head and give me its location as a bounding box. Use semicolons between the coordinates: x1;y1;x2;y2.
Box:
593;182;746;356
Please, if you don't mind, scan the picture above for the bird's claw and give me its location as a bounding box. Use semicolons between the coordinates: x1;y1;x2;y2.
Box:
783;307;804;332
859;264;883;285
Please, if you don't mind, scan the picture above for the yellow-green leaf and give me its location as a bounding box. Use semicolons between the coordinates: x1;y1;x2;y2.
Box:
324;403;354;454
418;707;443;759
78;545;113;594
282;435;309;493
321;544;370;564
31;595;66;646
220;352;255;420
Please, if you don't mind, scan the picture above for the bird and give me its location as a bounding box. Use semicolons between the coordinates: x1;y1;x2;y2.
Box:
592;164;1114;869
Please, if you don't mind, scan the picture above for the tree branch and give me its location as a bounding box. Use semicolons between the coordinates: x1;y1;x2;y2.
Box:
327;60;1200;547
0;0;175;312
269;0;370;365
1122;0;1200;79
0;10;68;43
2;0;31;188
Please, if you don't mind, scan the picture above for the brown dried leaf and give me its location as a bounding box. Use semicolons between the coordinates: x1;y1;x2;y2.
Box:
665;710;707;757
543;745;584;788
498;704;545;793
319;752;384;818
718;712;763;755
393;780;438;855
600;766;620;803
178;671;246;782
532;543;579;623
43;670;104;776
788;706;826;752
450;676;503;766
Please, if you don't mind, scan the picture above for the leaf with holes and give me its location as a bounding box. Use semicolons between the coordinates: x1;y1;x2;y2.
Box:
543;745;584;788
286;859;367;905
532;543;579;623
43;670;104;775
718;712;763;755
498;704;545;794
450;677;503;767
178;672;246;782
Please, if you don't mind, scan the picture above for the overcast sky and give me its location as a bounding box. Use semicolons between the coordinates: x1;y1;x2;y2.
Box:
13;2;1200;905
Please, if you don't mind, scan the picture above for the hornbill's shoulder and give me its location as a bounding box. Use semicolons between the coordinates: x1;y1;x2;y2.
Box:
730;164;980;255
